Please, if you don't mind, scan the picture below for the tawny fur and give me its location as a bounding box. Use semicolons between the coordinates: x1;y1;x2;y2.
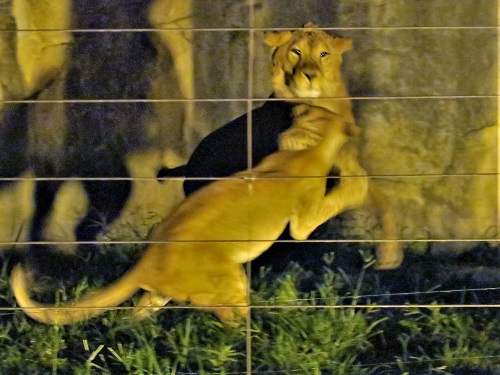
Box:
266;23;401;269
12;105;361;325
11;23;398;325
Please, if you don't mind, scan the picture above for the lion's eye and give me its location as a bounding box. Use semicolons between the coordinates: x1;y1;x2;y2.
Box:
291;48;301;56
320;51;329;58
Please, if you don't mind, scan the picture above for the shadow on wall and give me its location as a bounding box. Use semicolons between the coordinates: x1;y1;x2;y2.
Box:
0;0;189;253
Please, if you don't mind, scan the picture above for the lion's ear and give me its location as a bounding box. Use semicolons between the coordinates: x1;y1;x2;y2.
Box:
264;30;293;48
332;37;353;54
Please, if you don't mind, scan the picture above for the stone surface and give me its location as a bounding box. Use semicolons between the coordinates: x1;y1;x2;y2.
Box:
337;0;497;253
0;0;497;257
187;0;498;255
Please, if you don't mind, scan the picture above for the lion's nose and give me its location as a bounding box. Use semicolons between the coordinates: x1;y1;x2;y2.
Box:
300;64;319;81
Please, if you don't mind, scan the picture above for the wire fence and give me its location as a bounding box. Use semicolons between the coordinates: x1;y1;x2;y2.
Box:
0;1;498;373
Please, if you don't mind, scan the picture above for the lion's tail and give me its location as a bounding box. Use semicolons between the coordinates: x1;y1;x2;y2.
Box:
11;264;141;325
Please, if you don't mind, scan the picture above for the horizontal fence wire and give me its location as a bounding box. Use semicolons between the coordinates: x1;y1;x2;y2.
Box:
0;26;498;32
0;238;499;246
1;300;499;313
8;285;496;308
0;172;497;181
1;95;498;104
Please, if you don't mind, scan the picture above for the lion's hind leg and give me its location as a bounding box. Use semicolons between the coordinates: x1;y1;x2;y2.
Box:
189;264;249;326
132;292;171;320
370;188;402;270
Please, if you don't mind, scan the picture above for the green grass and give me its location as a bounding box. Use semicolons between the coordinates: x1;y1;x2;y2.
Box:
0;250;499;374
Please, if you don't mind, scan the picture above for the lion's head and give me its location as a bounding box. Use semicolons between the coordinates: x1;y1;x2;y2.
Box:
264;23;352;101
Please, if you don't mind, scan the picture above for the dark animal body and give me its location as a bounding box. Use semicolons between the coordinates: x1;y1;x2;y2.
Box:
0;0;165;273
157;99;348;272
12;105;357;325
157;24;356;272
158;99;295;195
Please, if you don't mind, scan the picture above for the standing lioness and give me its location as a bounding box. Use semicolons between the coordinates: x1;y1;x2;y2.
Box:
159;23;401;269
12;105;364;325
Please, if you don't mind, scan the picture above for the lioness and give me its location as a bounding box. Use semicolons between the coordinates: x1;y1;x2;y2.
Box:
158;23;401;269
12;104;362;325
265;24;401;269
157;23;353;194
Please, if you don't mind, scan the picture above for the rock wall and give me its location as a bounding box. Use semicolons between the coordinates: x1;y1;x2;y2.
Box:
184;0;497;255
0;0;497;257
183;0;497;256
337;0;497;253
